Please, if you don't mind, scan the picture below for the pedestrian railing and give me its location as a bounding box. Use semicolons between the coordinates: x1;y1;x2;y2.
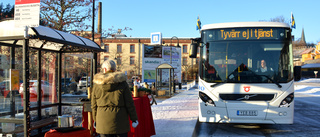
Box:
186;80;196;90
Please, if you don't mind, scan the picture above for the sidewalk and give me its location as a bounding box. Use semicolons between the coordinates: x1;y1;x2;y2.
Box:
151;84;198;137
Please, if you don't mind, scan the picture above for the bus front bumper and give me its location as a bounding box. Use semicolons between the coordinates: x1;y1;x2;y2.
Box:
198;100;294;124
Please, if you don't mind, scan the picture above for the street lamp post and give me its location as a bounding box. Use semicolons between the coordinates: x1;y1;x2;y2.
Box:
114;53;121;71
170;36;180;92
170;36;180;64
138;39;141;76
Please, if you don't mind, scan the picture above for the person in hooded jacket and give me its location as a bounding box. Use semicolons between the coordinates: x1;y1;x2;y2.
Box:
91;59;138;137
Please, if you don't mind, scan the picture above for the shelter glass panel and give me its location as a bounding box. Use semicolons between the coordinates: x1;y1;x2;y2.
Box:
61;53;92;103
0;46;24;120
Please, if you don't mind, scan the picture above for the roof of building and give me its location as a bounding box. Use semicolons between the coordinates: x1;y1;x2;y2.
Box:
300;48;315;55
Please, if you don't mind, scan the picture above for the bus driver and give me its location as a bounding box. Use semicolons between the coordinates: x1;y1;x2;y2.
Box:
255;60;274;81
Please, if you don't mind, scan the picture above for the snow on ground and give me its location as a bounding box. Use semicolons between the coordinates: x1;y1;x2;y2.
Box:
297;78;320;83
295;78;320;97
151;84;198;137
294;85;320;97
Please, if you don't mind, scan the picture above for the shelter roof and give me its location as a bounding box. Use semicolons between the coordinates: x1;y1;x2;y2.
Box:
0;20;103;53
157;63;174;69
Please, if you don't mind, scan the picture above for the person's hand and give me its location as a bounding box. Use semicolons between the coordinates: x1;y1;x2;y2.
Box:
132;120;139;128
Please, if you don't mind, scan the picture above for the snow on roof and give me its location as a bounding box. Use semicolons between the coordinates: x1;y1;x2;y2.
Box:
301;63;320;69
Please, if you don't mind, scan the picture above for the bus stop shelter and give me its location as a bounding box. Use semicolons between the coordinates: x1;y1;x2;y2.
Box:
155;63;175;97
0;20;103;136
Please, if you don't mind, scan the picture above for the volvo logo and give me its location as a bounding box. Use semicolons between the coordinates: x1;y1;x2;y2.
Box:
237;94;258;100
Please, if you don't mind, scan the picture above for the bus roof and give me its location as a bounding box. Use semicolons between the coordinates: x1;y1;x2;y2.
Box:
202;22;290;30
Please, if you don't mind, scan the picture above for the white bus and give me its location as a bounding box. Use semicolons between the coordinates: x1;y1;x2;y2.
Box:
189;22;295;124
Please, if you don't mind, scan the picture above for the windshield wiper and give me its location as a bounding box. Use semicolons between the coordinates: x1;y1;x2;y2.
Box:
210;82;222;88
258;75;282;88
245;69;282;88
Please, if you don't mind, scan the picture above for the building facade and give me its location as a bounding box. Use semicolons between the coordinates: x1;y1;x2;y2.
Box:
300;42;320;64
99;36;198;82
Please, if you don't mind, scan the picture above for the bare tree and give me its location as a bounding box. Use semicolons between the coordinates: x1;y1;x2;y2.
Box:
101;26;133;38
260;15;289;24
40;0;94;31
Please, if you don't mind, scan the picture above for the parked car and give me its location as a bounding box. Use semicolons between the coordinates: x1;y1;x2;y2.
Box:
19;80;51;98
78;76;90;89
61;78;77;93
0;80;20;97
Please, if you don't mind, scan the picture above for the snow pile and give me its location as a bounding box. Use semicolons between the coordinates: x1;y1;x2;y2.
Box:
151;86;198;137
295;78;320;96
295;85;320;96
297;78;320;83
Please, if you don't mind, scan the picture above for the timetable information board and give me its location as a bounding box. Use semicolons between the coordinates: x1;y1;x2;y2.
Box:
14;0;40;28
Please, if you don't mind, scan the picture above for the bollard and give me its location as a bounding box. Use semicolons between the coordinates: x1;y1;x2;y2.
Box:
87;87;93;136
133;85;138;97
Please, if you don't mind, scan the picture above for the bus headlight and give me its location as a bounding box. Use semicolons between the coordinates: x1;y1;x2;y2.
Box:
199;92;215;106
279;93;294;107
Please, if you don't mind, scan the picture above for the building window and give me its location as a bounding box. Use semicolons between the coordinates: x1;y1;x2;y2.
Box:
130;56;135;65
130;44;135;53
183;57;187;65
104;56;109;61
183;45;188;53
117;44;122;53
104;44;109;52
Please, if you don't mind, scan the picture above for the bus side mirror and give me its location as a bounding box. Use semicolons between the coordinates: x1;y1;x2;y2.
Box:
189;43;198;58
294;66;301;81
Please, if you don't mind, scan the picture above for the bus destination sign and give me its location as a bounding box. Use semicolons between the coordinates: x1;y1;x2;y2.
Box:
217;28;278;40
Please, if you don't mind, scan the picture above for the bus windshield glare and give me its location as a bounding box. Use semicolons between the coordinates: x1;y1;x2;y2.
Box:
199;27;293;83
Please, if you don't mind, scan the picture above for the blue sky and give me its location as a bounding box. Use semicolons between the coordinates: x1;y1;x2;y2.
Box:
3;0;319;44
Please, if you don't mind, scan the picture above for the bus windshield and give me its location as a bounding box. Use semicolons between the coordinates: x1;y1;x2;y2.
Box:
199;40;293;83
